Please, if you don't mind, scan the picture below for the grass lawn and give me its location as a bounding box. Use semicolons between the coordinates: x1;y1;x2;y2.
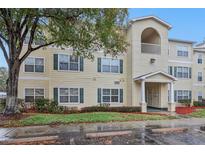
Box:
190;109;205;118
2;112;175;127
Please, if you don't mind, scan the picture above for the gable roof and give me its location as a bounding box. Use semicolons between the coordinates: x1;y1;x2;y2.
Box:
129;16;172;30
134;71;177;81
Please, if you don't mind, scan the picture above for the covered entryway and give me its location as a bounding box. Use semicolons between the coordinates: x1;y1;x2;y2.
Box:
145;82;161;108
134;71;177;112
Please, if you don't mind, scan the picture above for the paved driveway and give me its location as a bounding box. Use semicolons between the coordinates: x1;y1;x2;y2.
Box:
1;118;205;144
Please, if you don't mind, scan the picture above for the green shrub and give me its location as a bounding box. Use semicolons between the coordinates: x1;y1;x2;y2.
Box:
178;99;191;106
35;99;49;112
81;106;141;113
47;100;64;113
193;101;205;107
0;98;6;112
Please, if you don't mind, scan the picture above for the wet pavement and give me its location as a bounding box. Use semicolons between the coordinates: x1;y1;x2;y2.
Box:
1;118;205;144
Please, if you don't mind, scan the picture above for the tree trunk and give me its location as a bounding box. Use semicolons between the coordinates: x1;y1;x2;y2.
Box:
3;60;20;116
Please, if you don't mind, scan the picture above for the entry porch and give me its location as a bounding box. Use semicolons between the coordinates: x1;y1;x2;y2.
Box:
133;71;177;112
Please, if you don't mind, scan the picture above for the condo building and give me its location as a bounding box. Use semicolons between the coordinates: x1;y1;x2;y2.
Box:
18;16;205;112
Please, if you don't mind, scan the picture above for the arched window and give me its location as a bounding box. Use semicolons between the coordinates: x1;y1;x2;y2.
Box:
141;28;161;54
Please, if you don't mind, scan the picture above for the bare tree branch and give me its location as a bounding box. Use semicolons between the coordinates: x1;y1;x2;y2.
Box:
0;38;9;65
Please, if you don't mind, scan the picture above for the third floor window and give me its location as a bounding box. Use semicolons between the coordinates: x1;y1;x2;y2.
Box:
177;46;188;57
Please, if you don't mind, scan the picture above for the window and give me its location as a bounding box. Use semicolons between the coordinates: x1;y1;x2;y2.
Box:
25;88;44;102
174;90;191;102
198;72;203;82
99;88;121;103
25;57;44;72
198;92;203;102
101;58;120;73
176;67;189;78
58;54;79;71
177;46;188;57
59;88;79;103
198;54;203;64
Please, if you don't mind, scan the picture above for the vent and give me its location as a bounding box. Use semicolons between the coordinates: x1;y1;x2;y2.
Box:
114;81;120;85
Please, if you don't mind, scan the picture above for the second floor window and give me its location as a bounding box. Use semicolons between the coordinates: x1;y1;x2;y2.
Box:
102;58;120;73
25;57;44;72
198;54;203;64
177;46;188;57
176;67;189;78
198;72;203;81
59;54;79;71
97;58;123;74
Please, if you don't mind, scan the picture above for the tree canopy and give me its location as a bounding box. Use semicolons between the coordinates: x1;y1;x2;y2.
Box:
0;8;128;65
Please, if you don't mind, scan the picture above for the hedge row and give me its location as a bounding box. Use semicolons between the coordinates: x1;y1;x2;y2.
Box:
81;106;141;113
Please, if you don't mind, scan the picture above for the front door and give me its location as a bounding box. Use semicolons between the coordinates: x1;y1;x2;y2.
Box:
145;83;160;108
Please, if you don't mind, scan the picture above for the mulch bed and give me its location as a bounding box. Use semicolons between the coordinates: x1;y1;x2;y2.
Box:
0;113;28;121
176;106;205;114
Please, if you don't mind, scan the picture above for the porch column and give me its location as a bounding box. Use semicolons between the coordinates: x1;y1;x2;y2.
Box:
170;81;174;103
168;81;175;112
140;79;147;112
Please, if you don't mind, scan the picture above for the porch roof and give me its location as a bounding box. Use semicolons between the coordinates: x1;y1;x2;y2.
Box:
133;71;177;81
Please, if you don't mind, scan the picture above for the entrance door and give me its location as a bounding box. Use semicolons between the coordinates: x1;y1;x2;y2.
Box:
145;83;160;108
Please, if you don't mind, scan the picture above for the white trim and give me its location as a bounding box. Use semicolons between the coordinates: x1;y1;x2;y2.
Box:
193;84;205;87
197;53;203;64
57;87;81;105
134;71;177;81
197;72;203;82
130;16;172;29
168;60;192;64
101;57;120;74
24;87;45;103
100;88;123;104
23;56;45;73
57;53;81;72
19;76;49;80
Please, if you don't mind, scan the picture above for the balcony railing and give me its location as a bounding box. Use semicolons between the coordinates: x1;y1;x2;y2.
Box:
141;43;161;54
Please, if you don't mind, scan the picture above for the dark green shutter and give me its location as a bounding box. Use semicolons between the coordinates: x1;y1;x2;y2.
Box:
97;88;101;103
189;91;192;100
174;90;177;102
174;67;177;77
120;89;123;103
97;58;101;72
54;54;58;70
120;60;123;74
168;66;173;75
80;57;84;71
53;88;58;102
189;68;192;78
80;88;84;103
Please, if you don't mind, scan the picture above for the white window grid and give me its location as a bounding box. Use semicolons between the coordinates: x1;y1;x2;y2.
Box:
24;57;44;73
58;54;80;71
59;88;79;103
101;58;120;73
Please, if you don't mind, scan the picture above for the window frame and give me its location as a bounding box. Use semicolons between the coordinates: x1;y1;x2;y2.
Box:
198;72;203;82
176;66;189;79
58;87;80;104
197;54;203;64
198;91;203;102
175;90;191;101
58;54;80;72
176;46;189;57
24;57;45;73
24;87;45;103
101;88;121;103
101;58;120;74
